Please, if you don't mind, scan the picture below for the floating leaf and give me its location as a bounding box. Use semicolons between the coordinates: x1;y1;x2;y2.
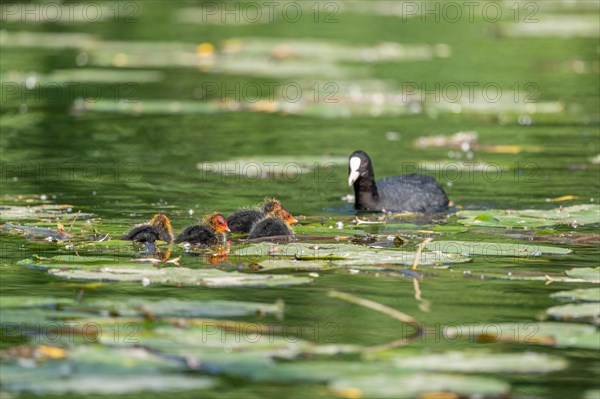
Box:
0;346;214;394
232;242;470;268
329;372;510;399
444;322;599;349
584;390;600;399
50;255;122;263
18;257;153;271
103;325;312;358
256;260;336;272
458;205;600;228
294;225;365;236
0;205;93;221
390;351;567;373
565;268;600;281
0;308;90;325
0;296;75;308
551;288;600;302
546;303;600;324
501;16;599;38
47;266;312;288
2;222;74;240
425;240;572;256
83;298;284;318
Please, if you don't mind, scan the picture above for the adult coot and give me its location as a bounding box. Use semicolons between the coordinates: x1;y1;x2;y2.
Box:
175;213;230;245
227;198;283;233
348;150;449;213
121;213;174;243
248;209;298;239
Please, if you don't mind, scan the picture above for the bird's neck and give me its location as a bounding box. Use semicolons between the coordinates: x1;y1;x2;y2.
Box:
353;170;379;210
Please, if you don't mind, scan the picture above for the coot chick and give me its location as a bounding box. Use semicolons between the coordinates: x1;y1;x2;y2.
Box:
248;209;298;239
227;198;283;234
121;213;174;243
175;213;230;245
348;150;449;213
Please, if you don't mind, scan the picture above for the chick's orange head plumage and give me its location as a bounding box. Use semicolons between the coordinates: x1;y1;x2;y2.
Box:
149;213;172;231
207;213;230;233
277;209;298;225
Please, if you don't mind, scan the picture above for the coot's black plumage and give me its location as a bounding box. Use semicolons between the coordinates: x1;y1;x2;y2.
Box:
248;209;298;239
348;150;449;213
121;214;174;243
227;198;282;234
175;213;230;245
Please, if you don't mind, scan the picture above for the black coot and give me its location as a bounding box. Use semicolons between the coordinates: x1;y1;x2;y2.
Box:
121;214;174;243
175;213;230;245
248;209;298;239
227;198;282;233
348;150;449;213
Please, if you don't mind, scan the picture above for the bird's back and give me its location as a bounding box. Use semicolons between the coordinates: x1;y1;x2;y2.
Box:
376;174;449;212
175;225;216;244
227;209;263;233
248;218;293;239
121;225;160;243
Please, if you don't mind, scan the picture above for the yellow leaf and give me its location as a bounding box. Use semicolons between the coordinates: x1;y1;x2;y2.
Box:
545;195;579;202
331;388;363;399
37;345;66;359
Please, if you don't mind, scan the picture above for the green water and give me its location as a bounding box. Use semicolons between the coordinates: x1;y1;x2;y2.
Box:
1;1;599;398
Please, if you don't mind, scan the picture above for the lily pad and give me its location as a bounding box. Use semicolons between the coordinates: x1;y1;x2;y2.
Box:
18;257;155;271
565;267;600;281
256;260;336;272
102;324;312;358
390;351;567;373
47;266;313;288
444;322;600;349
329;372;510;399
232;242;471;268
425;240;572;256
551;288;600;302
51;255;122;263
584;390;600;399
82;298;284;318
294;225;366;236
458;205;600;228
546;303;600;324
0;205;93;221
0;346;215;394
0;296;75;308
2;222;74;240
